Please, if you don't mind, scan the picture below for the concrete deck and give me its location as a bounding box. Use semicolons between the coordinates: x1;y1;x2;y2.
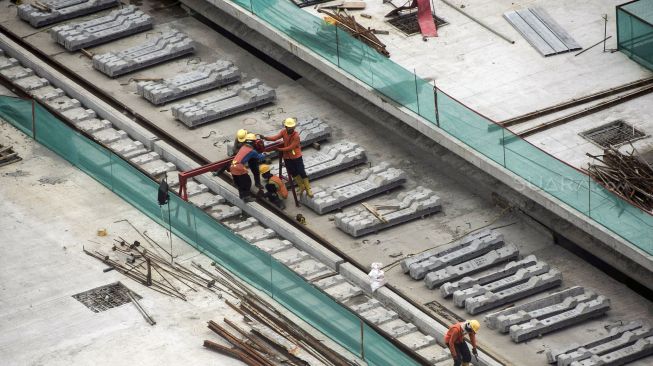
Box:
1;2;652;365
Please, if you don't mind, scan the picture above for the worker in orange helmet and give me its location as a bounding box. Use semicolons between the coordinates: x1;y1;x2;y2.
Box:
264;117;313;197
445;319;480;366
229;133;266;202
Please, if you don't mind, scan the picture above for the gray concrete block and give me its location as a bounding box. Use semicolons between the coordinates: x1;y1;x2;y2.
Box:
379;319;418;338
485;286;586;331
0;66;34;80
138;159;176;176
0;56;20;70
559;326;652;366
185;180;208;197
18;0;120;28
188;192;224;209
509;296;610;342
571;336;653;366
453;262;551;307
50;6;153;51
137;60;240;104
416;345;451;364
271;141;366;180
409;231;505;280
335;186;442;237
31;86;65;101
226;217;259;231
164;171;180;188
441;255;539;297
271;247;310;266
208;204;242;220
92;30;195;77
61;107;96;122
237;225;275;242
300;161;407;215
251;238;293;254
14;76;49;91
171;78;276;127
546;321;646;364
401;229;497;273
360;306;399;325
92;127;127;144
323;281;364;302
465;269;563;314
108;139;146;158
74;118;112;133
226;116;332;156
425;244;519;289
349;298;382;313
397;332;437;351
289;258;334;281
46;96;81;112
130;151;160;165
314;274;347;290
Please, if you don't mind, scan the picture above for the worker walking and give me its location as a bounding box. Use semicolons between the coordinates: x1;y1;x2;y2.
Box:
264;117;313;198
259;164;288;209
445;320;480;366
229;133;266;202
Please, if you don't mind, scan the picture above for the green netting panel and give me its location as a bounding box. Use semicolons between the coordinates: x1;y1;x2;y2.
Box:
589;182;653;254
363;323;421;366
271;259;363;357
617;6;653;71
162;194;199;248
0;96;33;137
622;0;653;23
250;0;338;65
503;131;590;214
231;0;251;10
72;132;112;188
193;207;273;295
436;89;505;165
34;104;82;162
417;77;436;123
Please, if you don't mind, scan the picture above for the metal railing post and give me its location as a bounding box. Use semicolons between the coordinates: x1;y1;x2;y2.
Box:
433;84;440;127
414;69;420;115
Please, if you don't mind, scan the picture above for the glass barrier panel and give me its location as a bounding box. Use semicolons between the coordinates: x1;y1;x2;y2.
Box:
162;194;199;248
363;323;421;366
0;97;33;137
417;77;436;123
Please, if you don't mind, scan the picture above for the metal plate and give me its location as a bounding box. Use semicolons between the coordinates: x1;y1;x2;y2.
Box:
581;120;647;148
504;7;581;56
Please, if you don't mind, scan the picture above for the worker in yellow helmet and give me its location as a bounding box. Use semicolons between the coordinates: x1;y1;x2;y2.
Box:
259;164;288;209
444;320;479;366
232;129;265;189
229;133;266;202
263;117;313;198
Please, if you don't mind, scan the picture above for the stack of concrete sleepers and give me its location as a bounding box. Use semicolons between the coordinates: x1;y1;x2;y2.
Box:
270;141;367;180
18;0;120;28
546;320;653;365
334;186;442;237
50;6;153;51
484;286;611;342
171;78;276;127
226;117;332;156
137;61;241;105
300;161;407;214
92;30;195;77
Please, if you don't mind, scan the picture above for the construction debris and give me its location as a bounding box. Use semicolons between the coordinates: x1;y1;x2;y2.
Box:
585;146;653;212
317;9;389;57
0;144;22;167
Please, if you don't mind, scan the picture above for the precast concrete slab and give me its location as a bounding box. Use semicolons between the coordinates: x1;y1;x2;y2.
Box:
379;319;418;338
300;161;407;215
465;269;564;314
171;78;276;127
208;204;242;220
226;117;332;156
225;216;258;231
61;107;96;122
138;159;176;177
424;244;519;289
288;258;334;281
17;0;120;28
74;118;112;133
314;274;347;290
401;229;497;273
271;247;311;266
236;225;276;242
349;298;382;314
453;262;552;307
250;238;293;254
137;60;241;105
13;75;49;91
409;232;505;280
130;151;160;165
91;127;127;144
50;6;153;51
92;30;195;77
0;66;34;80
546;320;647;364
509;296;611;342
335;186;442;237
557;326;653;366
31;85;65;101
321;281;364;302
397;331;437;351
108;139;147;158
441;255;540;297
184;180;208;197
360;306;400;325
485;286;587;331
270;141;367;180
187;191;224;209
574;336;653;366
0;55;19;69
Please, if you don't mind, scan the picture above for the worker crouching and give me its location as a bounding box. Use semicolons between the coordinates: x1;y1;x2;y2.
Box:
264;117;313;198
230;133;266;202
445;319;480;366
259;164;287;209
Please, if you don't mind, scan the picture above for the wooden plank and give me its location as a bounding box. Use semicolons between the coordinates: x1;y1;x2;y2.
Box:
362;202;388;223
504;11;555;56
530;7;581;50
517;9;568;53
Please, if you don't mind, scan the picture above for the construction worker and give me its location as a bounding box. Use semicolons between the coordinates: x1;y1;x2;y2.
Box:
259;164;288;209
445;320;480;366
229;133;266;202
264;117;313;198
233;129;264;189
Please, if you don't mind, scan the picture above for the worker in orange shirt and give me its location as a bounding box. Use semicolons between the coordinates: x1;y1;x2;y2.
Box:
263;117;313;198
444;320;479;366
229;133;266;202
259;164;288;209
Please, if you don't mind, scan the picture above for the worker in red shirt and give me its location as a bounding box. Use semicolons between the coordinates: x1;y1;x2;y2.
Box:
264;117;313;198
444;319;480;366
229;133;266;202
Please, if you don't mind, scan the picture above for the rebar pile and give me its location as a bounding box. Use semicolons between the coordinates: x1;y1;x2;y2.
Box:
317;9;390;57
585;146;653;212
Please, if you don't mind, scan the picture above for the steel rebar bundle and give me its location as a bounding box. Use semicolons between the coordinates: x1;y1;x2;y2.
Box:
317;9;390;57
585;146;653;212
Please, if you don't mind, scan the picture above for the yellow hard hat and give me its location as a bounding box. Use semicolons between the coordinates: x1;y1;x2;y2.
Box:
245;133;257;141
236;129;248;143
466;320;480;333
283;117;297;128
259;164;271;174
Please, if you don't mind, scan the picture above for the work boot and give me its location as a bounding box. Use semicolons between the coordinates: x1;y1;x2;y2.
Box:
293;175;305;195
461;363;470;366
302;177;313;198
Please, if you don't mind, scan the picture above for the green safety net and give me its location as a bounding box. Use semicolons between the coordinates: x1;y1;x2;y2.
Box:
618;0;653;71
2;96;422;366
